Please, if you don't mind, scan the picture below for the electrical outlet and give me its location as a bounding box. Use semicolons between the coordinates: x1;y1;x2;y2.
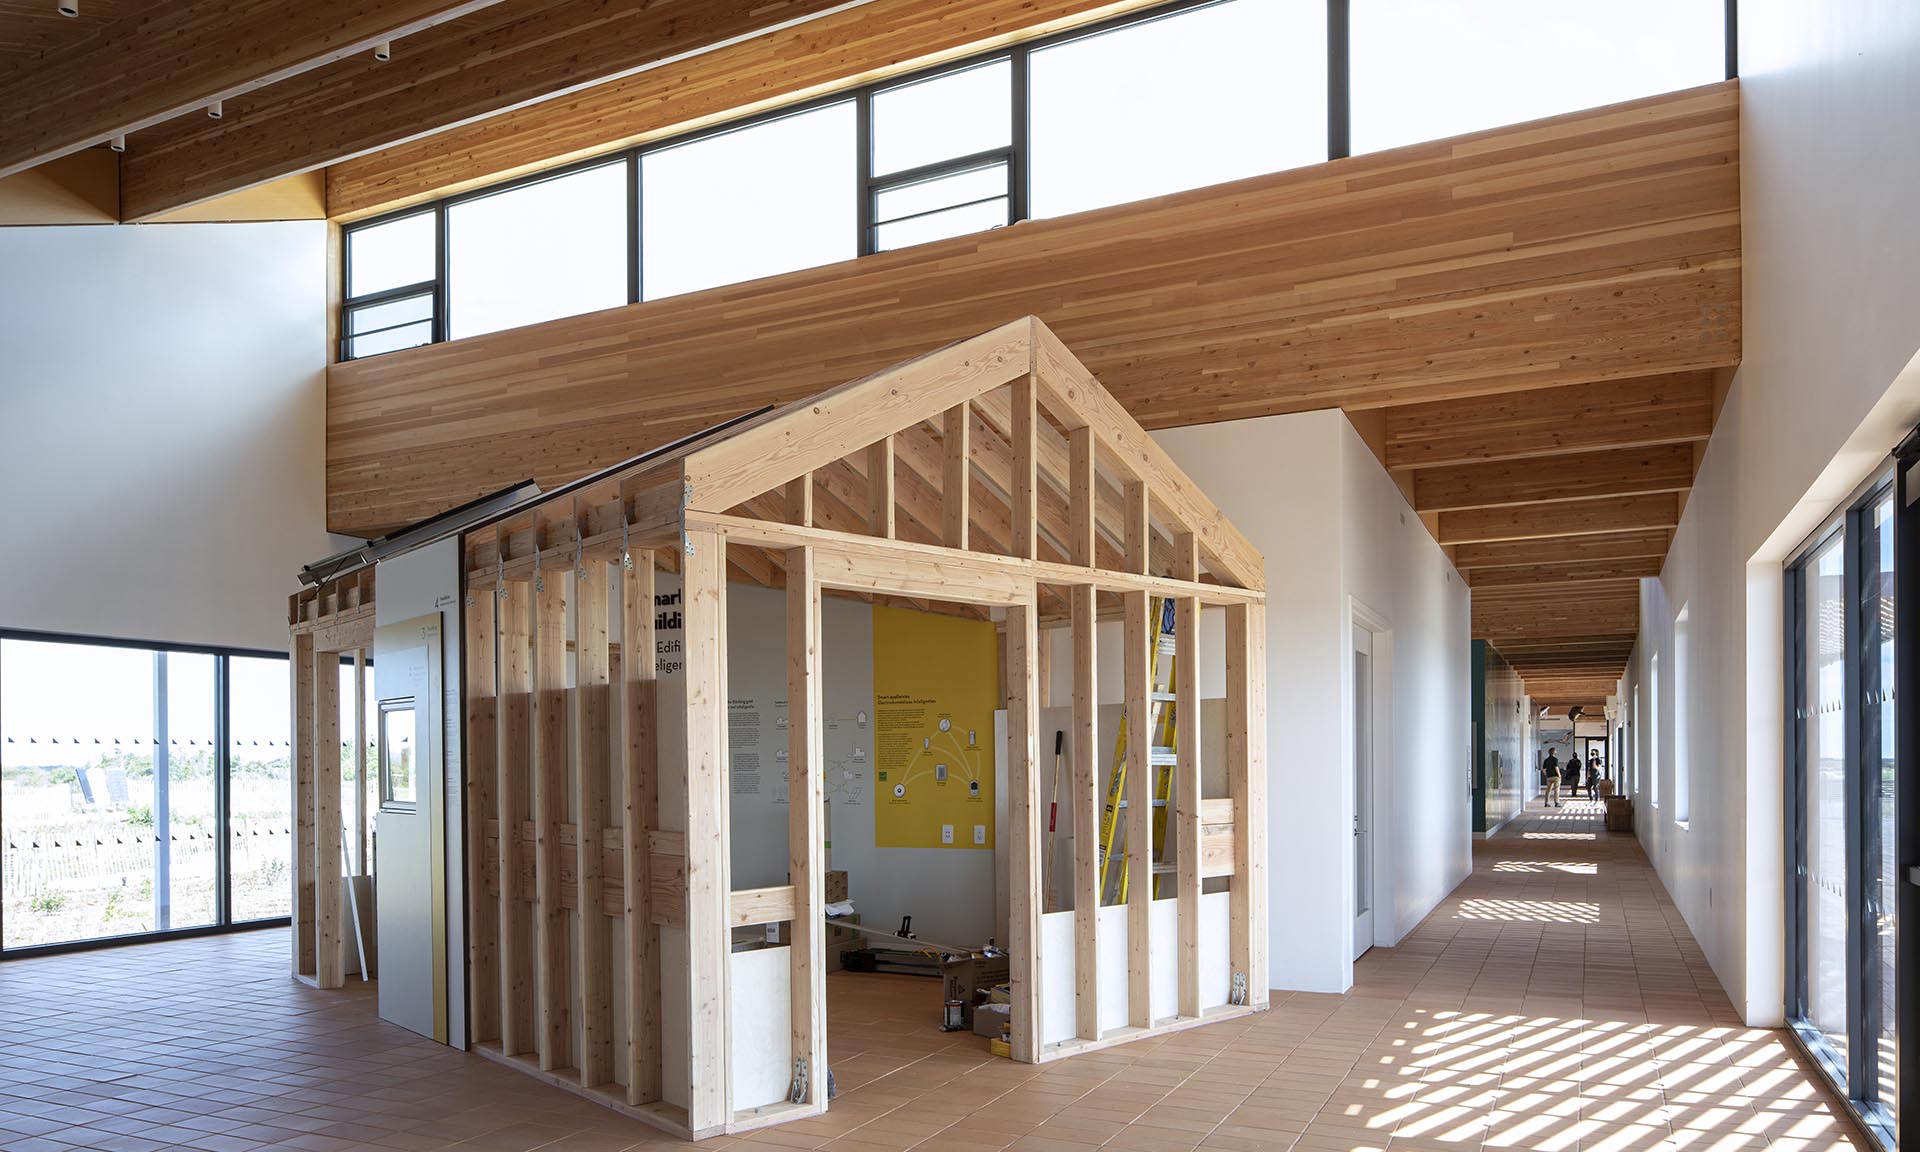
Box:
974;824;986;845
941;824;954;845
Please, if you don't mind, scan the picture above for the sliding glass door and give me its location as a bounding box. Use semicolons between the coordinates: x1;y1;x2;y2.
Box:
1785;477;1901;1149
0;633;295;955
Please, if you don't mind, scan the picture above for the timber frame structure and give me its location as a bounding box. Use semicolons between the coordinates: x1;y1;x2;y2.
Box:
447;316;1267;1138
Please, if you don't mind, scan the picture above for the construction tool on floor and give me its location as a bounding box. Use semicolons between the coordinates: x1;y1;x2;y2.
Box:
1097;596;1179;905
827;914;974;977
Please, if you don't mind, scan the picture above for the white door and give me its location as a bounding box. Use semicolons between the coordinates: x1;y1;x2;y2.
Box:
373;615;446;1042
1351;623;1374;960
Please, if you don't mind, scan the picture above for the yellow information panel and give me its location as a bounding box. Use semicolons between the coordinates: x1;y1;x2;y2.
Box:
872;605;997;849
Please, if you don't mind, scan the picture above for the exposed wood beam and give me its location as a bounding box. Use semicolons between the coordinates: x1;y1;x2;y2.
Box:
1452;529;1671;570
1414;444;1695;513
0;0;504;180
1439;493;1680;545
1466;556;1662;589
1383;372;1715;470
117;0;858;219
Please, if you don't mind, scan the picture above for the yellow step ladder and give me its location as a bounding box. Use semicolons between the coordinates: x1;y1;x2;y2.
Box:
1096;596;1179;905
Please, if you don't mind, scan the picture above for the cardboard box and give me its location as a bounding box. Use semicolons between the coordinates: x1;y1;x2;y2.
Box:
826;912;861;971
1604;796;1633;832
790;869;849;904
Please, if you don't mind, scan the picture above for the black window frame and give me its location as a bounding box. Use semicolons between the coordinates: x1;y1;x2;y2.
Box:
0;628;307;959
1783;466;1903;1152
337;0;1740;361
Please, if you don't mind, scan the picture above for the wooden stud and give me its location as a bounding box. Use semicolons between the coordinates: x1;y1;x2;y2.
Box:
868;436;896;539
683;527;730;1129
497;578;536;1057
532;569;570;1071
1070;583;1099;1041
787;473;814;528
1069;426;1095;569
575;559;614;1088
353;649;368;879
465;593;501;1043
1173;534;1200;1018
1121;589;1152;1029
1226;602;1267;1008
291;630;316;978
1006;597;1041;1061
314;645;342;989
944;401;970;550
1011;376;1037;561
622;551;662;1106
1123;481;1149;576
787;546;827;1103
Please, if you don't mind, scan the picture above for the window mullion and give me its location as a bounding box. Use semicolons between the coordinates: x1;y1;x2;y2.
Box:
856;91;875;257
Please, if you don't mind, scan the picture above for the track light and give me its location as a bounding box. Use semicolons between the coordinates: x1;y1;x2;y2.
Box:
207;99;224;119
373;39;392;62
108;134;125;153
57;0;77;17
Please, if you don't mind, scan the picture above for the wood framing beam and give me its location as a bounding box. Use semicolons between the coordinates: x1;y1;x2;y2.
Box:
1451;529;1672;570
787;547;827;1104
497;579;536;1057
116;0;864;219
1010;377;1038;560
1383;372;1715;470
1438;493;1680;545
466;589;501;1045
0;0;503;181
575;560;614;1088
1070;583;1099;1042
868;437;896;539
1121;589;1152;1029
1172;532;1200;1019
682;527;730;1130
1412;444;1695;512
532;569;571;1071
622;552;663;1107
1069;427;1096;569
1005;599;1041;1062
313;644;342;990
290;630;316;979
944;402;971;550
1226;601;1266;1007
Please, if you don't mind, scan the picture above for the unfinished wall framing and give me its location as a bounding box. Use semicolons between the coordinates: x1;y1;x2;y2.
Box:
288;568;374;989
437;317;1266;1139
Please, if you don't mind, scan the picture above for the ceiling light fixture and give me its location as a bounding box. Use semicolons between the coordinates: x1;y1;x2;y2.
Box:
373;39;392;61
57;0;77;17
207;99;224;119
108;134;125;152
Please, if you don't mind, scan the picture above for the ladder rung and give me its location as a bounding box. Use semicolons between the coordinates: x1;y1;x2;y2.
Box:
1157;637;1176;653
1151;863;1177;875
1150;752;1177;767
1151;691;1176;703
1114;799;1169;809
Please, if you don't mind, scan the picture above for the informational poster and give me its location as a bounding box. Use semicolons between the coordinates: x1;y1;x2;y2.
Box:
871;605;996;849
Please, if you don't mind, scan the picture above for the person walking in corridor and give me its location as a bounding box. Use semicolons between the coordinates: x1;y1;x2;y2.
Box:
1542;749;1561;807
1567;754;1585;800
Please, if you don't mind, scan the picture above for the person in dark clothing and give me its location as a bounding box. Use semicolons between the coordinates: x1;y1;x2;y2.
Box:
1542;750;1561;807
1566;755;1585;800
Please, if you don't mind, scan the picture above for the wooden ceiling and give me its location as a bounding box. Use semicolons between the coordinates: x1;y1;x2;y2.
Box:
0;0;1739;711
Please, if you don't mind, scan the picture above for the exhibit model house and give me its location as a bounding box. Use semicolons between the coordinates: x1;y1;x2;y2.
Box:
287;317;1269;1140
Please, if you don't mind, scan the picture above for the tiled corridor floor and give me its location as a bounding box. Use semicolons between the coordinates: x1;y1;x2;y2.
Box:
0;797;1868;1151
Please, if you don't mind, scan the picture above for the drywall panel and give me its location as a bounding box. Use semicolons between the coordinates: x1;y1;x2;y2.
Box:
729;946;793;1111
0;222;332;651
1039;910;1074;1046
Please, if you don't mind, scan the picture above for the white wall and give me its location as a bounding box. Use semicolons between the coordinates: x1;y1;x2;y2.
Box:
1617;0;1920;1025
1154;409;1472;993
0;222;331;652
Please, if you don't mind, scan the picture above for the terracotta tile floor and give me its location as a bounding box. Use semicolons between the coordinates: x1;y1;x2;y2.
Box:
0;797;1871;1151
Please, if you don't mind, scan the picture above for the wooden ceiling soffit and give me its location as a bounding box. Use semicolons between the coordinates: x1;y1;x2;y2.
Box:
1413;444;1695;513
1382;371;1714;470
123;0;1157;221
1438;493;1681;546
0;0;505;180
1465;556;1662;589
326;83;1739;535
1451;529;1671;570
